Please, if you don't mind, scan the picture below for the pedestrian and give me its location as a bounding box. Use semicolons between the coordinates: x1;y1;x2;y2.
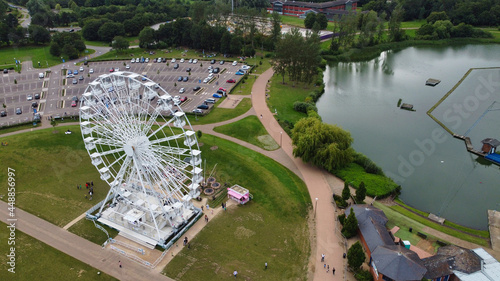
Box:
187;242;190;249
321;254;325;262
119;261;122;268
201;205;204;211
77;184;79;189
205;215;208;222
324;264;326;269
91;181;93;187
343;253;346;259
327;265;329;273
332;267;335;275
233;270;237;278
79;184;82;189
85;183;88;189
211;209;213;215
221;202;224;209
89;191;93;200
260;114;263;119
265;262;267;270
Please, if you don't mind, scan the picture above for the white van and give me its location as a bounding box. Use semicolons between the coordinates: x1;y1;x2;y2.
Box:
38;72;44;78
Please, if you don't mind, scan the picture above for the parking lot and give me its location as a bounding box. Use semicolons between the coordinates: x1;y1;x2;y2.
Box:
0;58;248;127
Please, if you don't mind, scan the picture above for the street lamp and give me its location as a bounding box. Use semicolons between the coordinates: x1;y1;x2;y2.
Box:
280;131;282;147
314;198;318;218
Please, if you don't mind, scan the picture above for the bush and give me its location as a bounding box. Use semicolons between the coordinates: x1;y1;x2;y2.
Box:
347;241;365;272
338;214;346;225
342;210;358;238
354;269;373;281
265;53;273;58
293;101;317;113
334;194;347;209
353;152;384;175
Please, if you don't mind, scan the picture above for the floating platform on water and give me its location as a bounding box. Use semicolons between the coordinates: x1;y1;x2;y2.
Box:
426;78;441;86
400;103;414;111
453;134;486;157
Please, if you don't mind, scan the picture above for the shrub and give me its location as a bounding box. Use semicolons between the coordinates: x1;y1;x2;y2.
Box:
338;214;346;225
342;210;358;238
293;101;317;113
347;241;365;272
354;269;373;281
334;194;347;209
353;152;384;175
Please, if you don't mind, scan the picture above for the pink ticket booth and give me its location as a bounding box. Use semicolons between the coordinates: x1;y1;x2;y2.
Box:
227;185;250;205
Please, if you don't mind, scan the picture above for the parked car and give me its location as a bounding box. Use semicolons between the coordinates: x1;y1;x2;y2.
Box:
183;76;189;82
242;65;251;70
125;64;130;69
16;107;22;114
219;60;225;65
219;87;227;92
135;58;140;63
79;75;84;80
32;102;38;108
193;59;198;64
74;70;78;75
131;58;135;63
79;66;84;72
197;104;209;109
186;68;191;72
3;69;8;74
89;69;94;74
216;90;225;95
213;93;222;98
203;77;210;83
180;96;188;102
145;58;149;63
227;79;236;83
68;70;72;74
188;59;193;63
115;67;120;71
27;94;33;101
179;88;186;93
213;67;220;73
171;58;176;63
0;110;6;117
210;59;216;64
174;63;179;69
192;109;203;114
205;98;216;104
180;58;185;63
72;79;78;84
67;73;74;78
177;76;183;81
34;93;40;99
109;68;115;72
72;96;78;101
71;100;77;107
232;61;238;66
162;58;167;63
235;71;245;75
193;86;201;91
142;75;147;81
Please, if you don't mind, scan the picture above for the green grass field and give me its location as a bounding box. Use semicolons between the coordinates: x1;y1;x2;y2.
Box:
163;133;310;281
230;75;257;95
0;222;117;281
0;45;95;69
188;97;252;125
68;218;119;245
214;115;279;150
335;163;399;197
0;125;111;227
267;76;312;124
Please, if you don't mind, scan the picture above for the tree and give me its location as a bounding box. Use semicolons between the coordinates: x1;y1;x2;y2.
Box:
388;5;406;42
220;31;231;54
50;42;61;56
342;209;358;238
304;12;316;29
112;36;129;51
347;241;365;272
28;24;51;44
138;27;155;48
426;11;449;24
270;12;281;49
229;35;243;55
98;22;125;43
292;117;354;172
342;182;351;201
316;13;328;30
55;3;61;11
50;119;58;133
82;19;106;41
355;182;366;203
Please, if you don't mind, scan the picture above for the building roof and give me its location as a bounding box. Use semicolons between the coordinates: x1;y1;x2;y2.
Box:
271;0;357;9
481;138;500;147
422;245;481;279
454;248;500;281
372;245;427;280
346;204;388;226
359;217;394;253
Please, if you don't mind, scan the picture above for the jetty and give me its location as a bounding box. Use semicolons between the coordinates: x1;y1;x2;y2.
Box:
426;78;441;86
452;134;486;157
400;103;414;111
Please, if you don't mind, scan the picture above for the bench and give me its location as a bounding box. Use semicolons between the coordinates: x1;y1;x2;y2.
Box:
417;232;427;239
436;240;447;246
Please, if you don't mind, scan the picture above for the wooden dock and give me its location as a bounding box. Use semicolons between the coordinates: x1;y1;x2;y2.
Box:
400;103;414;111
453;134;486;156
426;78;441;86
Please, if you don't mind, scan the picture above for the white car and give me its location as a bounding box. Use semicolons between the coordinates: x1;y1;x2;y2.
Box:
203;77;210;83
79;66;84;72
242;65;251;70
171;58;176;63
232;61;237;66
89;69;94;74
27;94;33;101
193;59;198;64
135;58;140;63
208;73;214;78
125;64;130;69
179;88;185;94
115;67;120;71
67;74;74;78
188;59;193;63
145;58;149;63
131;58;135;63
180;58;185;63
157;57;162;63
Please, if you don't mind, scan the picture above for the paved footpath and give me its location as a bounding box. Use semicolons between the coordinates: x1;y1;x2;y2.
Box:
0;201;174;281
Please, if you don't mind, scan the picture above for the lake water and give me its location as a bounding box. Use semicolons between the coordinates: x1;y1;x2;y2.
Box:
318;45;500;230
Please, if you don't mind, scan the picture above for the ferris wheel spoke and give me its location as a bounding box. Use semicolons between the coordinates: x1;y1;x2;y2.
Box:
149;134;185;145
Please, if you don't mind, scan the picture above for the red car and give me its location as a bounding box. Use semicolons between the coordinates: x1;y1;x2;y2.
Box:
109;68;115;72
226;79;236;83
218;87;226;92
180;96;188;102
71;100;77;107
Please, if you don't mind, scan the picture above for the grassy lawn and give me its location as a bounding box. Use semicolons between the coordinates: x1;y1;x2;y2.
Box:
376;202;489;247
481;27;500;39
68;218;119;245
335;163;399;197
85;40;110;47
214;115;279;150
0;45;75;68
267;76;314;124
0;122;41;135
163;134;311;281
230;75;257;95
187;97;252;125
0;222;117;281
0;125;111;227
401;20;426;29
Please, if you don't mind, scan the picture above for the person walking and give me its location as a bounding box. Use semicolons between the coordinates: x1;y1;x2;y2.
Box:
327;265;329;273
265;262;267;270
233;270;237;278
119;261;122;268
332;267;335;275
321;253;325;262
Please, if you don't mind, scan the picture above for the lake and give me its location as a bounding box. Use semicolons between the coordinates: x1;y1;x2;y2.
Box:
318;45;500;230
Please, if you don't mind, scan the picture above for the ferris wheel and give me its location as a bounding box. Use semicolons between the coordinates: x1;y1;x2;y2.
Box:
79;71;203;246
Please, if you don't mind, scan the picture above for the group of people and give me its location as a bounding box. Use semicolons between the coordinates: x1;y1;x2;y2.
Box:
1;141;8;146
321;254;335;275
77;181;95;200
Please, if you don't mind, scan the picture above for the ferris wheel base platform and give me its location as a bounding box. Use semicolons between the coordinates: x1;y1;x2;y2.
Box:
98;217;158;249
